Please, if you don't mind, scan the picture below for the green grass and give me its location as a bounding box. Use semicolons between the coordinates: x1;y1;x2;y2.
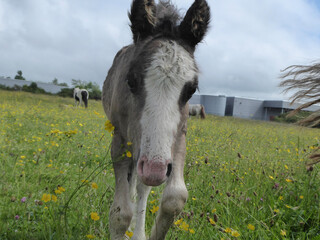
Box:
1;90;319;239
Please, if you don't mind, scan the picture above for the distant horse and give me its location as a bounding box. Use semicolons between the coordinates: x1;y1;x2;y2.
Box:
73;88;89;108
102;0;210;239
189;104;206;119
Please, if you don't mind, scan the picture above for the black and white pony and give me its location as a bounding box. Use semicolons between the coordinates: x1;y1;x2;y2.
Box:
73;87;89;108
189;104;206;119
102;0;210;239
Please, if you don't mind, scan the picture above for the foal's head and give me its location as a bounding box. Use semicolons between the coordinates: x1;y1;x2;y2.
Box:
127;0;210;186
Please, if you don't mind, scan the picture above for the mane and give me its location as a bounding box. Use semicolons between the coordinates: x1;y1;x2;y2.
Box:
154;1;181;37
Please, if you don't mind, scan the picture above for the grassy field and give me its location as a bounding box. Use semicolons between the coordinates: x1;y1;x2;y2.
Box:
1;90;320;240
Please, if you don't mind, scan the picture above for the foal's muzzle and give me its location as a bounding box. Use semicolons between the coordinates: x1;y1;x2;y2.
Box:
137;155;172;186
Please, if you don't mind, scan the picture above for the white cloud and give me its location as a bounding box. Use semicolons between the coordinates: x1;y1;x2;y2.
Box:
0;0;319;100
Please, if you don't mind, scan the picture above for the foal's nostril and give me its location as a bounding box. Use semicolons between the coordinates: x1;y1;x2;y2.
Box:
166;163;172;177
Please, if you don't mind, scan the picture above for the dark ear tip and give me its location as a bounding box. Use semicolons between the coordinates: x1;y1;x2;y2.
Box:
179;0;210;47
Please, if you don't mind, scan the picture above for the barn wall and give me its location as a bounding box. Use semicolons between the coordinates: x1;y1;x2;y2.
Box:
231;97;264;120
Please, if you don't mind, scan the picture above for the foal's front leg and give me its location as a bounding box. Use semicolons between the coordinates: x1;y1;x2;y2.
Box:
109;134;134;240
149;132;188;240
131;180;151;240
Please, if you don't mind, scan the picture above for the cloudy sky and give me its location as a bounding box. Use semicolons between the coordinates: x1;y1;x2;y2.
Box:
1;0;320;100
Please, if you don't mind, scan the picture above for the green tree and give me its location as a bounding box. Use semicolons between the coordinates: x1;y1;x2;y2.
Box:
52;78;68;87
52;78;58;85
14;70;25;80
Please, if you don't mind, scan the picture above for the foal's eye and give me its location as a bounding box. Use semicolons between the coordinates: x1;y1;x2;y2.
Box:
179;81;198;105
126;73;139;94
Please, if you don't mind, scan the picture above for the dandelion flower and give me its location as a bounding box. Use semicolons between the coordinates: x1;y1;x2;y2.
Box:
285;179;293;183
150;205;159;214
225;227;232;233
174;218;183;225
209;218;216;225
105;120;115;132
231;231;240;237
90;212;100;221
269;175;274;180
211;209;216;213
180;221;189;231
55;189;62;194
125;231;133;238
58;186;65;192
41;193;51;202
247;224;255;231
91;182;98;189
52;195;57;202
86;234;95;239
299;195;304;199
126;151;132;158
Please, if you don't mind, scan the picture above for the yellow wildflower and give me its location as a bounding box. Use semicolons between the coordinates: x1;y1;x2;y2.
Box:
174;218;183;225
105;120;115;132
180;221;189;231
211;209;216;213
149;199;157;204
247;224;255;231
20;156;26;159
41;193;51;203
231;231;240;237
126;151;132;158
284;164;288;170
55;189;62;195
225;228;232;233
91;182;98;189
125;231;134;238
285;179;293;183
51;195;57;202
279;196;284;200
150;205;159;214
127;142;133;146
269;175;274;180
299;195;304;199
58;186;65;192
86;234;95;239
274;209;280;213
90;212;100;221
189;229;195;234
280;230;286;236
209;218;216;225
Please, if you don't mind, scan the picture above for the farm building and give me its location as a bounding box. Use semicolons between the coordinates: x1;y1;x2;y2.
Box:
190;94;320;121
0;76;66;94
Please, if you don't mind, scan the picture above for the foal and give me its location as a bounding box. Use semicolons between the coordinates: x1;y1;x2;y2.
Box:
189;104;206;119
102;0;210;239
73;87;89;108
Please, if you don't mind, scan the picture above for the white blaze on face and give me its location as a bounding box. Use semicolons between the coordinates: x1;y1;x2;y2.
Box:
140;40;197;162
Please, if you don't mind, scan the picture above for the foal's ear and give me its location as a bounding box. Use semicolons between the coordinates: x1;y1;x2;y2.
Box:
129;0;157;43
179;0;210;47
